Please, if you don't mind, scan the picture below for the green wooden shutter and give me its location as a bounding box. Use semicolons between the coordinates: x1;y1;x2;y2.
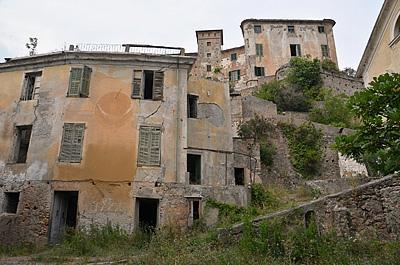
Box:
68;68;82;96
256;44;263;56
59;123;73;162
261;67;265;76
237;70;240;80
153;71;164;100
229;71;232;81
80;66;92;97
297;44;302;57
138;127;150;165
132;70;142;98
149;128;161;165
70;123;85;162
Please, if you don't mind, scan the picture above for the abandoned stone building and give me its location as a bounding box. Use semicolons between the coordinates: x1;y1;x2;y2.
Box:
0;45;251;243
189;18;338;90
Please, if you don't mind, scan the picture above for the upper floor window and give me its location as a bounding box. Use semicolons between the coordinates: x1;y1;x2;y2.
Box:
254;25;261;33
13;125;32;163
254;67;265;77
290;44;301;57
288;26;295;33
67;66;92;97
321;45;329;57
207;42;211;46
188;154;201;185
231;53;237;61
138;126;161;166
256;44;263;56
318;26;325;33
207;65;211;72
229;70;240;81
59;123;85;163
132;70;164;100
21;71;42;101
187;95;198;118
207;53;211;57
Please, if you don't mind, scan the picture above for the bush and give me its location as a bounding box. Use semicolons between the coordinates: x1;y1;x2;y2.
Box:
321;59;339;73
260;142;277;167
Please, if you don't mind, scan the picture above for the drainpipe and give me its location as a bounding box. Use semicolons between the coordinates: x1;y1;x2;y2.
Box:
175;58;180;183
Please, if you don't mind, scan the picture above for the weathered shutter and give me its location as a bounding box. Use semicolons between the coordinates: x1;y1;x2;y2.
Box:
297;44;302;57
70;123;85;162
149;128;161;165
153;71;164;100
59;123;74;162
237;70;241;80
256;44;263;56
132;70;142;98
68;68;82;96
229;71;232;81
261;67;265;76
138;127;150;165
80;66;92;97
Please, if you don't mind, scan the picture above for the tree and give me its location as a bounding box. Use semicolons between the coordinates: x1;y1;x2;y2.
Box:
341;67;356;77
333;73;400;176
26;37;38;56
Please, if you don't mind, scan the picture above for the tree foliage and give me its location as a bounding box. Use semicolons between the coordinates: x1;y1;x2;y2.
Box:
26;37;38;56
333;73;400;176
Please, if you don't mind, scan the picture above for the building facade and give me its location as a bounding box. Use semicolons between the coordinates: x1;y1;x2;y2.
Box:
190;19;338;90
0;47;250;243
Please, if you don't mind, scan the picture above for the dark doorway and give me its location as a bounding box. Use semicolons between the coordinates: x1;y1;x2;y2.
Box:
234;168;245;185
305;211;315;229
137;198;158;230
49;191;78;242
188;154;201;185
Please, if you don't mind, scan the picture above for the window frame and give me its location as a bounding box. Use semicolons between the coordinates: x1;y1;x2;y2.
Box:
288;26;295;33
21;71;42;101
231;53;237;61
3;192;20;214
321;44;329;57
13;125;33;164
254;67;265;77
254;25;262;33
290;44;301;57
229;70;241;81
187;95;199;119
131;70;164;101
58;123;86;163
67;66;92;97
138;126;162;167
256;44;263;56
187;153;202;185
318;26;325;33
206;65;211;72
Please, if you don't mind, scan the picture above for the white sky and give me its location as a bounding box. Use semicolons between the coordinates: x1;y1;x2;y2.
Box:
0;0;384;70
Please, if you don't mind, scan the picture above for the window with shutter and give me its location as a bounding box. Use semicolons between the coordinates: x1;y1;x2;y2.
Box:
67;66;92;97
59;123;85;163
138;126;161;166
296;44;302;57
21;71;42;101
256;44;263;56
321;45;329;57
254;67;265;77
229;70;240;81
131;70;164;100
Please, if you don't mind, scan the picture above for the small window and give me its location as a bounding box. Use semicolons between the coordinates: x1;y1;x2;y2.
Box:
21;71;42;101
254;25;261;33
187;95;198;118
321;45;329;57
132;70;164;100
256;44;263;56
207;53;211;57
254;67;265;77
206;65;211;72
234;168;245;186
67;66;92;97
3;192;20;214
13;125;32;163
59;123;85;163
188;199;201;226
207;42;211;46
188;154;201;185
318;26;325;33
138;126;161;166
288;26;295;33
231;53;237;61
290;44;301;57
229;70;240;81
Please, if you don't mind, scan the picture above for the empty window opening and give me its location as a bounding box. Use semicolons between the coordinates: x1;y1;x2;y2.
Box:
318;26;325;33
3;192;20;214
49;191;78;242
188;199;202;226
254;25;261;33
305;211;315;229
207;65;211;72
231;53;237;61
21;71;42;101
187;95;198;118
131;70;164;100
290;44;301;57
188;154;201;185
207;42;211;46
137;198;158;230
288;26;295;33
207;53;211;57
143;71;154;100
254;67;265;77
193;201;200;221
14;125;32;163
234;168;245;185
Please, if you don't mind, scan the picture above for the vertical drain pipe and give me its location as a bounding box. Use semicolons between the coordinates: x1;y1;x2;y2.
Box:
175;58;180;183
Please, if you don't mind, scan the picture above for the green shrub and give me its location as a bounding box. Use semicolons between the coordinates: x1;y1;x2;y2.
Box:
260;142;277;167
237;114;274;142
321;59;339;73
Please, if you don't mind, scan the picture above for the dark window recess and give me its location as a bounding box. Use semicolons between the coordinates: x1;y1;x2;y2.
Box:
318;26;325;33
193;201;200;221
4;192;20;214
234;168;245;185
254;67;265;77
231;53;237;61
49;191;78;242
187;95;198;118
207;42;211;46
207;65;211;72
188;154;201;185
288;26;295;33
131;70;164;100
290;44;301;57
137;198;158;230
207;53;211;57
254;25;261;33
21;71;42;101
14;125;32;163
